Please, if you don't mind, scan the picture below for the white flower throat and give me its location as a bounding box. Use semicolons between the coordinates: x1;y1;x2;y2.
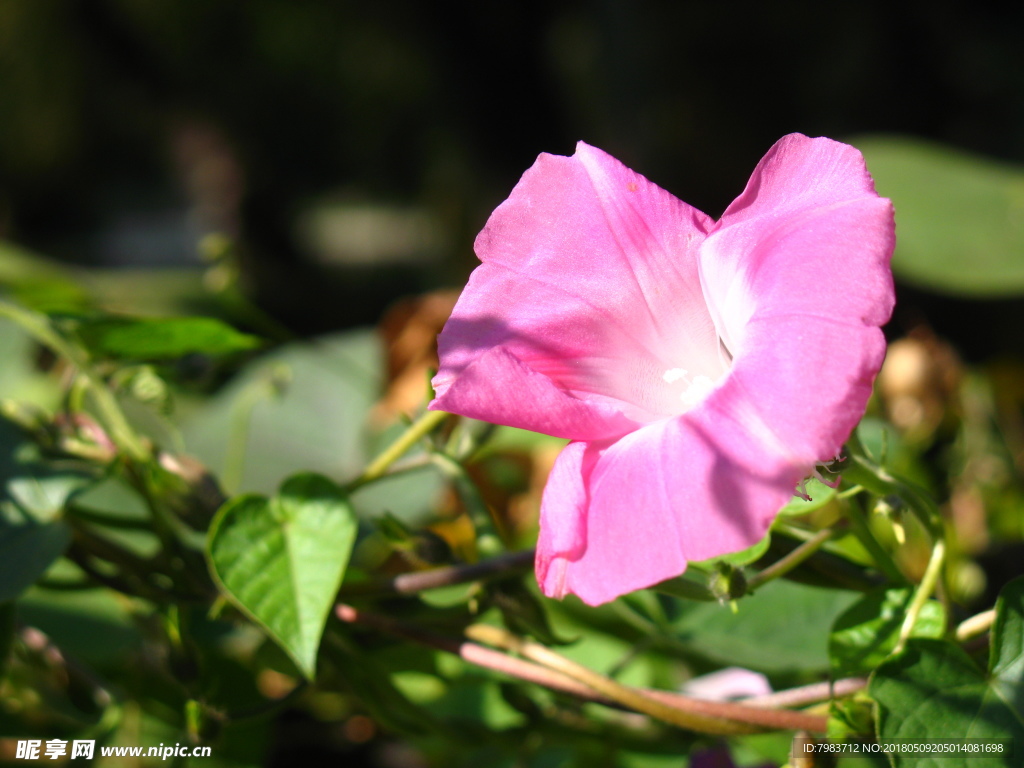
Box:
660;337;734;413
662;367;717;410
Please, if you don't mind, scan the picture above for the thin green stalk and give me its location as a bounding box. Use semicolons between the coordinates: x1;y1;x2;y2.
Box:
338;549;533;597
841;440;943;535
837;484;865;500
222;378;271;493
746;528;834;591
349;409;450;489
0;300;148;461
653;571;718;601
895;537;946;653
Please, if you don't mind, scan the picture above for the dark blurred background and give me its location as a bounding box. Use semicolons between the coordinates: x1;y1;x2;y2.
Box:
2;0;1023;337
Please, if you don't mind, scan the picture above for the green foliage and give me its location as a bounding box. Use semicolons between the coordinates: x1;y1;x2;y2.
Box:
0;509;71;602
180;330;443;518
855;135;1024;296
1;212;1022;764
0;241;91;314
778;476;839;516
207;473;358;678
871;578;1024;767
75;316;262;359
830;587;946;679
673;579;859;674
0;432;92;600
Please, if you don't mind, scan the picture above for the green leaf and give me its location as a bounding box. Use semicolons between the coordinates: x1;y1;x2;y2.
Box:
0;465;89;601
830;587;945;679
672;579;859;673
853;135;1024;296
779;476;839;516
0;240;91;313
17;585;142;667
990;576;1024;723
0;515;71;602
181;330;443;521
692;530;771;569
206;473;358;678
7;467;95;522
77;316;261;359
870;577;1024;767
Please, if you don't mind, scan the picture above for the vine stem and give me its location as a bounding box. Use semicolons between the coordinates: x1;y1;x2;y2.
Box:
338;549;534;596
222;366;288;493
465;624;760;735
336;605;828;734
0;300;149;461
746;528;834;591
895;536;946;653
741;677;867;709
348;409;450;490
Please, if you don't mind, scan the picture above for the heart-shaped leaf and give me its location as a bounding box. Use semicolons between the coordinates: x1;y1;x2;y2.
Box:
207;473;357;678
870;577;1024;766
830;587;945;680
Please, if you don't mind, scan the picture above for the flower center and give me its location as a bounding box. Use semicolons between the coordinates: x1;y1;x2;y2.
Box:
657;337;733;416
662;368;717;409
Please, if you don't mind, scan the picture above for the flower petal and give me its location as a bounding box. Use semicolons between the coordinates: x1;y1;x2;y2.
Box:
697;135;895;463
535;441;593;598
432;142;724;437
726;317;887;465
432;262;673;431
718;134;883;228
699;134;895;355
540;389;804;606
430;344;639;440
475;143;715;360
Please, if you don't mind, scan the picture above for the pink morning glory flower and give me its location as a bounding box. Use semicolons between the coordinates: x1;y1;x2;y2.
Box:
430;134;895;606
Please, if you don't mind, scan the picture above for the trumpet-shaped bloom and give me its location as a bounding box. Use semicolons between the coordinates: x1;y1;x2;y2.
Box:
431;134;895;605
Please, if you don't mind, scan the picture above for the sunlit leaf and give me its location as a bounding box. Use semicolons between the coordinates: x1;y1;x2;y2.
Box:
870;577;1024;767
76;316;261;359
207;473;357;678
779;476;838;516
853;135;1024;296
830;587;945;679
